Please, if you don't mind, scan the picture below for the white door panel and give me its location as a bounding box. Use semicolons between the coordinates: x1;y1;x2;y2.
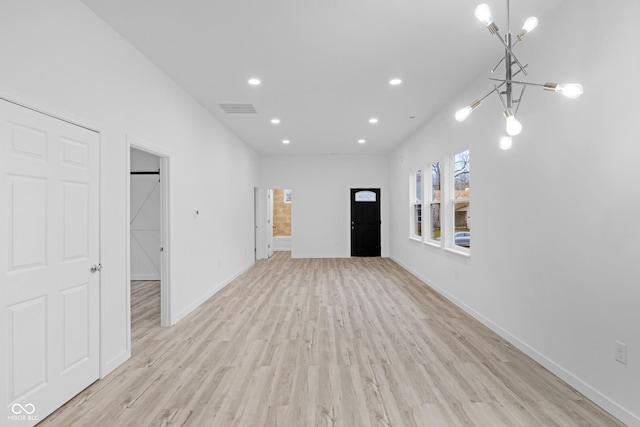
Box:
130;175;160;280
0;99;100;426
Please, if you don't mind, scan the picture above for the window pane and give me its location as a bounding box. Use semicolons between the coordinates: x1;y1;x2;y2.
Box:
415;170;422;203
430;203;440;240
453;201;470;247
415;204;422;237
355;190;376;202
454;150;470;199
431;162;440;202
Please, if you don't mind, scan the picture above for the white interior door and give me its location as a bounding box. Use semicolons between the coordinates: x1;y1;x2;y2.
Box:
0;100;100;425
130;174;161;280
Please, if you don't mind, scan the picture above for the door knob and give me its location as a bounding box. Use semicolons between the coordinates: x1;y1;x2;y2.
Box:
90;264;102;273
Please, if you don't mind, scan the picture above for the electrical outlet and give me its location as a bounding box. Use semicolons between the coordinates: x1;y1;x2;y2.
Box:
615;341;627;365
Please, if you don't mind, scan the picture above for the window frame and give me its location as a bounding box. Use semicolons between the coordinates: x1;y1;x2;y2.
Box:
409;169;423;240
425;161;442;246
447;148;471;255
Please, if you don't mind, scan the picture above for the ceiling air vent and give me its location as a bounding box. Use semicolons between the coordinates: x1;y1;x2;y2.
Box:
219;103;257;114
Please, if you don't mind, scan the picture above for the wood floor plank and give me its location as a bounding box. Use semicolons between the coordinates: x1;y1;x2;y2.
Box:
40;252;624;426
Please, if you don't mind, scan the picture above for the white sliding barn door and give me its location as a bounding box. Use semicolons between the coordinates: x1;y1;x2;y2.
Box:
130;174;160;280
0;100;100;425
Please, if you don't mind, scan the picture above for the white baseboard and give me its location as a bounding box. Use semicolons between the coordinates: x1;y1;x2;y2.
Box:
171;260;255;325
291;253;349;259
130;274;160;281
391;257;640;427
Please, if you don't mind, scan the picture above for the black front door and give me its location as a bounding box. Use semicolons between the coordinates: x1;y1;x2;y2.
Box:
350;188;381;257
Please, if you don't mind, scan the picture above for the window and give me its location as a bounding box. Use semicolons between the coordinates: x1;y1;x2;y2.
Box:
355;190;376;202
410;169;422;238
452;149;470;249
429;162;441;242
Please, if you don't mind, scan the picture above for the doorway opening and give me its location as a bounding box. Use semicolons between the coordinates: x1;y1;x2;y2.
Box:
128;143;171;340
266;188;292;259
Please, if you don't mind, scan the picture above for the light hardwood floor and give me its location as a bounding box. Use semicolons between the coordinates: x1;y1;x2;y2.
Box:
41;252;623;426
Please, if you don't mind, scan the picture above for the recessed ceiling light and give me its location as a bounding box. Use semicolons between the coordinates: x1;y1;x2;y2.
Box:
358;139;366;144
271;118;280;124
248;78;261;86
369;118;379;124
282;139;290;144
389;78;402;85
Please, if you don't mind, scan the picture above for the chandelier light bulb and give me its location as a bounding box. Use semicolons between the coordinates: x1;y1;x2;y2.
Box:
506;116;522;136
522;17;538;33
517;17;538;40
504;110;522;136
474;4;493;26
556;83;584;99
454;99;481;122
544;82;584;99
455;106;473;122
499;135;513;150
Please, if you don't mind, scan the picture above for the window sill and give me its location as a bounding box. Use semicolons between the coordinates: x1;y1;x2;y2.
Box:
423;240;441;249
408;236;422;243
444;247;471;258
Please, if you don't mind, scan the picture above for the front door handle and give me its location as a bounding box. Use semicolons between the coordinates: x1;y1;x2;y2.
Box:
90;263;102;273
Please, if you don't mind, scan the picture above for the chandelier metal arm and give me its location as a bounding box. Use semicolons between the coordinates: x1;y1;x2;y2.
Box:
488;78;547;88
491;57;505;74
495;84;508;111
464;64;529;111
490;38;522;74
479;84;503;103
514;85;526;116
492;32;528;76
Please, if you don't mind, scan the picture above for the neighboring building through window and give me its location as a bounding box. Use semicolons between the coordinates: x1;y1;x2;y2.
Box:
452;149;470;249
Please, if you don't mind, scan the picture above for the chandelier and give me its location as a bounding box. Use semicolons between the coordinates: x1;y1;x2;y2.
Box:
455;1;583;150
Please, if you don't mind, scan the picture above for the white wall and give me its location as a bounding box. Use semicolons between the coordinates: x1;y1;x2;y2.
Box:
130;147;160;172
262;155;389;258
0;0;260;377
389;1;640;425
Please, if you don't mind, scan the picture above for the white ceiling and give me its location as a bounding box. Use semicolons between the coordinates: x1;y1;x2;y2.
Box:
82;0;564;156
